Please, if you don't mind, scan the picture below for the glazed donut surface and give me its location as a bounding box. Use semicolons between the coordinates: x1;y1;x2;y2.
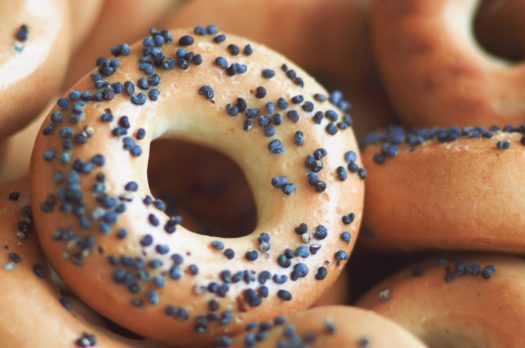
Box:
361;125;525;252
0;179;163;348
31;27;364;347
357;254;525;348
0;0;71;139
371;0;525;127
229;306;426;348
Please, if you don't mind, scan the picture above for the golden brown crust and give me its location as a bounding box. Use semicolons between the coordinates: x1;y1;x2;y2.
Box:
69;0;104;50
31;28;364;346
0;96;54;184
0;0;71;139
0;179;164;347
166;0;394;136
230;306;426;348
357;254;525;348
312;269;349;307
371;0;525;127
361;128;525;252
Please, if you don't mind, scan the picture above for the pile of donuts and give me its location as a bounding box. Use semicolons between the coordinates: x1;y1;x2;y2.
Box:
1;0;524;347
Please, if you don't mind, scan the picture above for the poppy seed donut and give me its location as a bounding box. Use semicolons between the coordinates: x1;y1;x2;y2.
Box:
229;306;426;348
30;27;365;346
360;125;525;252
357;254;525;348
0;179;165;347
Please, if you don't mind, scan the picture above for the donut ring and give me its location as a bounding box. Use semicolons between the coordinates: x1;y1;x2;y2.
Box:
371;0;525;127
0;0;71;139
166;0;394;136
357;254;525;347
360;125;525;252
0;179;163;347
31;27;364;346
229;306;426;348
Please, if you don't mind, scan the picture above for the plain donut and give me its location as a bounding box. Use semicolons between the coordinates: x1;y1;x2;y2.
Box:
371;0;525;127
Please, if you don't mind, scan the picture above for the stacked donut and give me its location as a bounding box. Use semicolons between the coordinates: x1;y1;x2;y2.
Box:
353;0;525;347
1;0;524;347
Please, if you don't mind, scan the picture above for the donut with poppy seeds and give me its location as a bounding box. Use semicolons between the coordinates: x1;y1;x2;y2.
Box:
30;27;364;347
357;254;524;347
228;306;426;348
0;179;166;347
361;125;525;252
0;0;71;139
165;0;394;135
371;0;525;127
64;0;179;87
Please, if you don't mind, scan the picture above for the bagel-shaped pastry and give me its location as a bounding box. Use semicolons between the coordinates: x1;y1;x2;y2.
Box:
0;96;54;184
475;0;525;63
360;125;525;252
0;0;71;139
69;0;104;50
166;0;394;136
228;306;426;348
357;254;525;348
0;179;164;347
64;0;180;87
371;0;525;127
31;27;365;346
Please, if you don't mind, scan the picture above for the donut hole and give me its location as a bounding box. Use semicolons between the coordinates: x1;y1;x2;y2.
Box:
147;139;257;238
474;0;525;63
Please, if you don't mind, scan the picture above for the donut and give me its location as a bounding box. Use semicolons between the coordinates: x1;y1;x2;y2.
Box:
166;0;394;136
0;96;54;184
360;125;525;252
475;0;525;63
0;179;164;347
229;306;426;348
0;0;71;139
30;27;365;346
64;0;180;87
371;0;525;127
69;0;104;50
357;254;525;347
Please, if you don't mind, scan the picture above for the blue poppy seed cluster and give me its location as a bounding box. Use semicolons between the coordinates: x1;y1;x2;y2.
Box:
2;190;99;347
227;315;338;348
33;25;362;345
361;124;525;165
